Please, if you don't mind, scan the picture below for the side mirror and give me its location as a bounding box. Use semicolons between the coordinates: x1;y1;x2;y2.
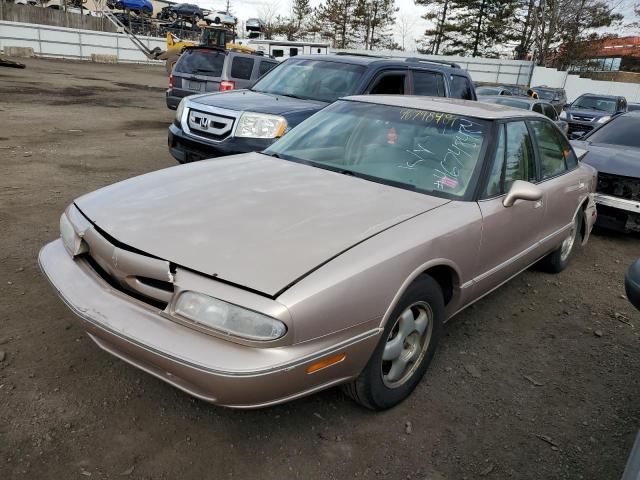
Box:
563;104;570;110
625;259;640;311
503;180;543;208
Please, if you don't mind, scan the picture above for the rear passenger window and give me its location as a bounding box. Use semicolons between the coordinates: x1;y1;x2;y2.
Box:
450;75;473;100
483;122;536;197
543;104;557;120
259;61;277;76
530;120;570;178
370;74;405;95
231;57;254;80
411;71;445;96
532;103;543;114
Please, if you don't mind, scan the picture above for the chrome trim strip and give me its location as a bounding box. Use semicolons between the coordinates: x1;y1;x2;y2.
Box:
473;222;572;284
595;193;640;213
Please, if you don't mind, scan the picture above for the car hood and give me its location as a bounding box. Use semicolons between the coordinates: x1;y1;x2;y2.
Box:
191;90;327;116
75;153;448;297
571;140;640;177
567;108;611;120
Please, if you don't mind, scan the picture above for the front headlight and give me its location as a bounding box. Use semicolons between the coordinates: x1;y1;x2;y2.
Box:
175;98;186;123
236;112;287;139
59;213;87;256
559;110;567;120
596;115;611;124
174;291;287;341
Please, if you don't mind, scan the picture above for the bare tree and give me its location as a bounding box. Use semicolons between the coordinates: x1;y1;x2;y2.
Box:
396;12;417;51
258;1;282;39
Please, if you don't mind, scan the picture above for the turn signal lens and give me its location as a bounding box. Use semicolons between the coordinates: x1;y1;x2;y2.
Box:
306;353;346;374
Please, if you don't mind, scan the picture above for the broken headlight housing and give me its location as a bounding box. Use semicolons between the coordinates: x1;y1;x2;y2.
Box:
174;291;287;341
59;212;87;256
235;112;287;139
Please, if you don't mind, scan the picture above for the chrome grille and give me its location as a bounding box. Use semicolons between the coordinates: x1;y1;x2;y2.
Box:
82;227;174;308
571;115;595;122
187;109;234;140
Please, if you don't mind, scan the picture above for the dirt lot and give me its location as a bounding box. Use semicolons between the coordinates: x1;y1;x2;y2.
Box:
0;58;639;480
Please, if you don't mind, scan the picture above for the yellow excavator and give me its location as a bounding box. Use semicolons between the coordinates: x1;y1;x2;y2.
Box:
100;11;254;74
159;25;254;74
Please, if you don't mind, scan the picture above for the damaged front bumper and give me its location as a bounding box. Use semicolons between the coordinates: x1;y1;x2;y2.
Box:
38;239;380;408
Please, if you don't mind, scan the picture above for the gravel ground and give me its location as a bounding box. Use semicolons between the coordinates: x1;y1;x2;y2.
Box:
0;57;639;480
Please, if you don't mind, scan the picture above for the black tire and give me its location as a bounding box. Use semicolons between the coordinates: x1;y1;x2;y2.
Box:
538;211;582;273
343;275;444;410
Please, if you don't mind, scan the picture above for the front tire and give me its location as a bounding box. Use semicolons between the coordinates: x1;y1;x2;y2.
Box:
343;275;444;410
539;211;582;273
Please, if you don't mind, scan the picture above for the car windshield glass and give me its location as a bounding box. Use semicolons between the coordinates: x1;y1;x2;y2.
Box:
264;101;489;199
482;98;530;110
533;89;554;100
586;115;640;148
250;59;365;103
174;49;225;76
572;96;617;113
476;87;501;95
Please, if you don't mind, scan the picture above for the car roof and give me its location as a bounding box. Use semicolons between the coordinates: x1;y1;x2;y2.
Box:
288;54;464;72
343;95;542;119
531;86;564;91
479;95;547;105
574;93;622;100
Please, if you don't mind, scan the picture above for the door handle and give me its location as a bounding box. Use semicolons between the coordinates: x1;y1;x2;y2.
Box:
534;200;543;209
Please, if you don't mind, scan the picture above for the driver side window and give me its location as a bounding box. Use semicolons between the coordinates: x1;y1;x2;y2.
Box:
483;122;536;198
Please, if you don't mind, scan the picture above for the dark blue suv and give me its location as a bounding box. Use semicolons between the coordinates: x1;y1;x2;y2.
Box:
562;94;628;139
168;54;477;163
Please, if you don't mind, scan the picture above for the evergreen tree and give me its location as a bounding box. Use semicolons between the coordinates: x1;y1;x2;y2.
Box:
314;0;358;48
437;0;520;57
416;0;452;55
292;0;313;33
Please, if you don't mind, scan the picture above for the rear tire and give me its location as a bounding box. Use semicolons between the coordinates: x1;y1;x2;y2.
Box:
343;275;444;410
538;211;582;273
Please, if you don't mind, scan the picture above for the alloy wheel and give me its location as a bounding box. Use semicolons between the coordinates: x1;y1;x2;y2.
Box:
381;302;433;388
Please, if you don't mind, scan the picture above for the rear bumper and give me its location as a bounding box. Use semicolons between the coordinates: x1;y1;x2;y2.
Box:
38;239;380;408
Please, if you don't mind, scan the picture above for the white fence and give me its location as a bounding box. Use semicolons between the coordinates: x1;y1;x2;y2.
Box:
531;66;640;102
0;20;163;63
3;21;640;103
332;48;535;86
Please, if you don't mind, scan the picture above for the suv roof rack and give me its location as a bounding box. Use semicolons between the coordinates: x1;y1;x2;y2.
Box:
404;57;461;69
334;52;390;59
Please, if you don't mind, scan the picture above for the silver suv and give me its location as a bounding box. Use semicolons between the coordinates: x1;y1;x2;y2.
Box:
166;47;278;110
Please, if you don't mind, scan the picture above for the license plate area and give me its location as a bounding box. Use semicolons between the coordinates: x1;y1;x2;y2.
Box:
187;80;202;91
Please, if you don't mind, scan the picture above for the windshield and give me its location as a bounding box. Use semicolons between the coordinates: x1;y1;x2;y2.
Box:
264;101;489;199
533;89;554;100
251;59;365;103
174;49;225;76
481;97;531;110
476;87;502;95
572;95;617;113
586;115;640;148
